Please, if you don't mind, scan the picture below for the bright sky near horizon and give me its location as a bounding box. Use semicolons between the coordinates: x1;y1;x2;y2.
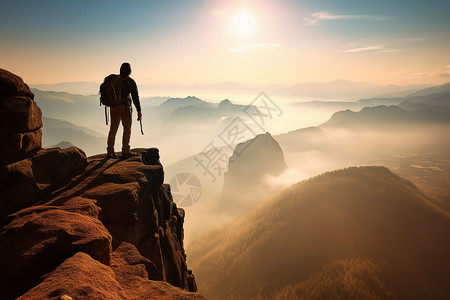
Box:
1;0;449;86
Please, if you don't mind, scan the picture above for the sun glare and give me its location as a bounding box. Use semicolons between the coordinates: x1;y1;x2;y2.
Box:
233;12;256;35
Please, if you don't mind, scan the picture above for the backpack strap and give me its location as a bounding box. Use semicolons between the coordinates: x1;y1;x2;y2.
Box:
105;106;109;125
113;76;121;104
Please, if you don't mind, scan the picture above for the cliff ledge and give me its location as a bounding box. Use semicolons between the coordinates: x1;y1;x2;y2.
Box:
0;68;205;300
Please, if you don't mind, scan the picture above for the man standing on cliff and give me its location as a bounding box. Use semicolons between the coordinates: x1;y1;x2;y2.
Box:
106;62;142;158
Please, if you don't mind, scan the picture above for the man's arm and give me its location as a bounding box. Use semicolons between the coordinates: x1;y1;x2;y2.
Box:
130;78;142;120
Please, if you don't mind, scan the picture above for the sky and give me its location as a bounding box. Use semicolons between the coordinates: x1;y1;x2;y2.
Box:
1;0;450;86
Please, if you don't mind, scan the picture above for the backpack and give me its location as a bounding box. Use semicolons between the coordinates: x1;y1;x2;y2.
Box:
99;74;124;107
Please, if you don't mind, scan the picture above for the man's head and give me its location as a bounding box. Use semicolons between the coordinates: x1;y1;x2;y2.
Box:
120;62;132;77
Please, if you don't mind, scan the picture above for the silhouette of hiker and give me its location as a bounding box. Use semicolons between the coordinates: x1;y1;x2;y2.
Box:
106;62;142;158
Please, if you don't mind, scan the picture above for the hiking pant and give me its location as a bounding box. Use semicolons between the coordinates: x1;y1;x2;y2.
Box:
107;104;132;154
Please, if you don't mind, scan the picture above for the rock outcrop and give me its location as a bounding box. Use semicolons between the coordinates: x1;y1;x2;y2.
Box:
0;70;204;300
220;132;286;213
0;68;42;165
0;147;88;218
18;252;129;300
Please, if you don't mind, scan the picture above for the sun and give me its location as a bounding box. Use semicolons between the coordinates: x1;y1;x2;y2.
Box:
233;12;256;35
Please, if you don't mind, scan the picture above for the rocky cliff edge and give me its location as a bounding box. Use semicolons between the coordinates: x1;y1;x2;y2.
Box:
0;69;205;299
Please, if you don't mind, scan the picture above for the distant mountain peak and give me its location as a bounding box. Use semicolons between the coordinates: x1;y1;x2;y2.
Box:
158;96;209;109
220;132;286;213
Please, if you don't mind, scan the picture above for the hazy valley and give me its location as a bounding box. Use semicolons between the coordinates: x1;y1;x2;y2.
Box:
28;80;450;299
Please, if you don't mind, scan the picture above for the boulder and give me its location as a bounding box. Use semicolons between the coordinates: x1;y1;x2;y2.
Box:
0;209;112;299
17;252;127;300
0;69;41;164
0;68;34;99
1;129;42;165
141;147;162;166
0;147;87;217
0;96;42;138
31;146;87;181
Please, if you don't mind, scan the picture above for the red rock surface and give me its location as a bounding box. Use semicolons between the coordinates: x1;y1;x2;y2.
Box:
0;96;42;138
1;153;203;299
0;68;42;164
1;126;42;164
0;70;203;299
0;210;112;298
0;154;203;299
46;154;193;288
0;69;34;99
0;147;87;217
17;252;128;300
111;242;206;300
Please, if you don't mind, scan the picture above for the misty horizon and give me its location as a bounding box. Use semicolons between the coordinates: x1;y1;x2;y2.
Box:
2;0;450;299
29;79;437;100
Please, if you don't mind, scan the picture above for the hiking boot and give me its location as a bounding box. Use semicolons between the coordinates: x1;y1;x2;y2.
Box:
107;153;118;159
121;152;139;159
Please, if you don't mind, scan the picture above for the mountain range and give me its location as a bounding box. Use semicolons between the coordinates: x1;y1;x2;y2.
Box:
272;80;430;100
321;105;450;129
290;81;450;117
147;96;259;128
31;80;433;100
41;117;105;156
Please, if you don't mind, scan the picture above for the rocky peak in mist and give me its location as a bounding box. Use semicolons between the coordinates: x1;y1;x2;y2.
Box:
155;96;259;126
220;132;286;213
153;96;214;122
218;98;232;107
0;69;205;299
227;132;286;176
217;98;258;115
